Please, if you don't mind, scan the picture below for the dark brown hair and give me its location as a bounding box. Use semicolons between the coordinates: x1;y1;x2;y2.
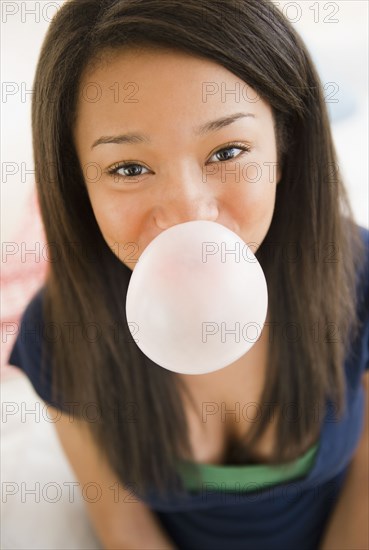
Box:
33;0;366;498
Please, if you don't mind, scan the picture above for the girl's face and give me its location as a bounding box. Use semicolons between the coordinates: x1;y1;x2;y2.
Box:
74;48;281;270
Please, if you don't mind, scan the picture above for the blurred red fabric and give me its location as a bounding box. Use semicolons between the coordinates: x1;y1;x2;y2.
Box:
1;189;48;380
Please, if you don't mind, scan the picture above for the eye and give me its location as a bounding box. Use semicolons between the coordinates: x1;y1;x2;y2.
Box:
207;142;251;163
106;141;252;183
107;161;150;182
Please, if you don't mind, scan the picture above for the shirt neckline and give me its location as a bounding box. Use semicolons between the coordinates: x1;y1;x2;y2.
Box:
175;439;320;492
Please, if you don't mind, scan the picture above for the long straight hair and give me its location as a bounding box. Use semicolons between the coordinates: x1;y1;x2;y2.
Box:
32;0;366;497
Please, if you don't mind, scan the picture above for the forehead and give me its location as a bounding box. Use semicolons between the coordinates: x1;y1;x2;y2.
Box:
74;47;272;139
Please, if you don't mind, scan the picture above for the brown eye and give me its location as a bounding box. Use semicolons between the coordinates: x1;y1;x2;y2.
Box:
208;143;251;163
107;162;150;180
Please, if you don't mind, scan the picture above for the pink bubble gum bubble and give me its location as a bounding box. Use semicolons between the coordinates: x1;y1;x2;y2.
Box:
125;220;268;375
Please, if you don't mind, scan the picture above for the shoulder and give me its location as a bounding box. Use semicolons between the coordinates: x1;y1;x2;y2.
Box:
7;285;66;410
357;224;369;277
357;223;369;266
358;224;369;245
347;224;369;378
355;224;369;321
20;285;45;326
8;285;46;367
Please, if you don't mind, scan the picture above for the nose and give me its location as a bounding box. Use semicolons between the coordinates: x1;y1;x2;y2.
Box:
153;171;219;230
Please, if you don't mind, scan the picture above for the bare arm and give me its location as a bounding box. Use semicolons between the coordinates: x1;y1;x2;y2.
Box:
50;406;178;549
319;370;369;550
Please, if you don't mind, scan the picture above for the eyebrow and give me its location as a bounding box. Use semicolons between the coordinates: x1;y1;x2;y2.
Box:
90;112;255;149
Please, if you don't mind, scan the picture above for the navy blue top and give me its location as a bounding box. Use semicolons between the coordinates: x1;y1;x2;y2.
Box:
8;225;369;550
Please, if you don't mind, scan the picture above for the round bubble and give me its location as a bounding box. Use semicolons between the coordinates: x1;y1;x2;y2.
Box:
125;220;268;374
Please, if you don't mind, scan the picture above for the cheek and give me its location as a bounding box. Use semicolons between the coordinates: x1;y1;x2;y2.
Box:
231;162;277;222
88;191;141;246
